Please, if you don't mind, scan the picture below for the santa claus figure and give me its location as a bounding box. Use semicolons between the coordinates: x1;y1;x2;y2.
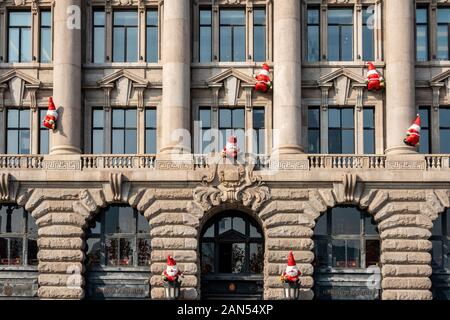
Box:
163;255;182;283
281;251;301;284
223;135;239;159
404;114;421;147
254;63;272;93
42;97;58;130
366;62;385;91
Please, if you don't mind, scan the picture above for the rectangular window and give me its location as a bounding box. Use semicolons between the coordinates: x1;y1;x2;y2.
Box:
307;7;320;62
146;10;158;63
362;7;374;61
199;7;212;62
6;109;30;154
419;106;431;154
253;8;266;62
328;107;355;154
93;9;105;63
145;108;157;154
253;108;265;154
327;9;353;61
308;107;321;153
219;108;245;152
40;11;52;63
199;107;212;154
416;7;429;61
220;9;246;62
437;8;450;60
8;12;32;63
363;107;375;154
113;11;138;62
112;109;137;154
92;108;104;154
39;109;49;154
440;107;450;153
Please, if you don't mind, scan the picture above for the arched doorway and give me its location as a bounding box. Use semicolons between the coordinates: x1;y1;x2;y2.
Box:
313;206;381;300
84;205;151;300
200;211;264;300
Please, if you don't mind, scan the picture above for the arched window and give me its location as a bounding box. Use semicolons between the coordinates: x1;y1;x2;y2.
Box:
431;209;450;300
0;204;38;299
200;211;264;300
313;206;380;300
84;206;151;299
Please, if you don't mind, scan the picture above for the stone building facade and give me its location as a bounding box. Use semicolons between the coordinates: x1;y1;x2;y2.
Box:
0;0;450;300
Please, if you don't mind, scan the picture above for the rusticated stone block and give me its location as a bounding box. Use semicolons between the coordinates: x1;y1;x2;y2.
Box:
150;275;198;287
38;237;84;250
382;277;431;290
136;189;156;212
375;202;421;222
378;214;432;231
318;189;336;207
268;251;314;263
150;212;199;227
38;262;84;274
151;238;198;250
368;190;389;214
151;287;199;300
270;189;309;200
382;265;432;277
382;290;432;300
434;190;450;208
37;212;86;228
380;227;431;240
38;249;84;262
267;226;313;238
259;201;278;220
38;286;84;300
264;288;313;300
265;275;313;288
388;190;426;202
381;252;431;264
39;225;84;237
151;262;197;275
38;274;84;287
302;203;321;221
151;250;197;262
266;263;314;276
127;188;146;208
264;213;314;229
154;188;193;200
266;238;314;251
150;225;197;237
382;239;432;252
308;190;328;213
145;200;189;220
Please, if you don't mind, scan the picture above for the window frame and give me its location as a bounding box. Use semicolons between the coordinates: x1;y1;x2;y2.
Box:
363;107;375;155
111;108;138;154
306;6;321;62
431;210;450;271
253;7;266;62
92;8;106;63
146;8;159;63
144;107;157;154
112;10;139;63
219;8;246;62
38;108;50;155
6;108;31;155
416;6;430;61
7;10;32;63
328;107;355;154
439;106;450;154
199;6;213;63
327;8;354;61
39;10;52;63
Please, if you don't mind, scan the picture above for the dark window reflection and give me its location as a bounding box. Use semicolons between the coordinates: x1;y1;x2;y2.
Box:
253;8;266;62
113;11;138;62
253;108;265;154
430;210;450;271
93;10;105;63
307;7;320;62
92;108;104;154
199;107;212;154
146;10;158;62
40;11;52;63
112;109;137;154
328;107;354;154
220;9;245;62
200;8;212;62
7;109;30;154
437;8;450;60
219;108;245;152
308;107;321;153
8;12;32;62
419;106;431;154
363;108;375;154
327;9;353;61
145;108;157;154
416;7;429;61
362;7;374;61
440;107;450;153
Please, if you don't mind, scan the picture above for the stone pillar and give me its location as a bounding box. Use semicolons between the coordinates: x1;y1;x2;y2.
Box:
51;0;82;155
385;0;416;154
272;0;303;154
160;0;191;154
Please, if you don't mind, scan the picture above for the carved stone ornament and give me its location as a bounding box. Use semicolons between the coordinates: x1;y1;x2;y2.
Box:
193;155;270;212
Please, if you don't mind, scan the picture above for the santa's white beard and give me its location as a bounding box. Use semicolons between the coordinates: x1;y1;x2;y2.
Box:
166;266;178;277
285;266;299;277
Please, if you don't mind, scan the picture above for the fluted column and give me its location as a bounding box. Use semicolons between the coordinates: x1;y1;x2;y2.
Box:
160;0;191;154
385;0;416;154
51;0;82;155
272;0;303;155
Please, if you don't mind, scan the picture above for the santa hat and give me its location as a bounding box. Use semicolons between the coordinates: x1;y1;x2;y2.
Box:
287;251;296;267
167;255;176;266
48;97;56;110
262;63;270;71
367;62;376;71
408;114;421;133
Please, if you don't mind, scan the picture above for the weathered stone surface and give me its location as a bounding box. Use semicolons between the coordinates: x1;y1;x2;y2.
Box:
380;227;431;240
151;238;198;250
378;214;432;231
268;251;314;263
382;239;431;252
375;202;421;222
79;189;99;213
381;252;431;264
150;275;197;287
128;188;146;208
150;225;197;237
150;212;199;227
39;225;84;237
266;275;313;288
151;250;197;262
425;191;445;219
38;238;84;250
388;190;426;202
38;262;84;274
151;287;198;300
368;190;389;214
359;189;378;209
37;212;86;228
382;289;432;300
38;274;84;287
382;265;432;277
38;250;84;262
145;200;189;219
266;238;314;251
271;189;309;200
308;190;328;213
151;262;197;275
264;213;314;228
154;188;193;200
318;189;336;207
264;288;313;300
266;263;314;276
267;226;313;238
434;189;450;208
136;189;156;212
38;286;84;300
382;277;431;290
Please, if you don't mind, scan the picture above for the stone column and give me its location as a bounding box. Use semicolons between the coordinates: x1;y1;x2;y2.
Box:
385;0;416;154
160;0;191;154
50;0;82;155
272;0;303;154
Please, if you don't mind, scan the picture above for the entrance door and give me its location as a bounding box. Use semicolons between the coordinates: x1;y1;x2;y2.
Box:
200;212;264;300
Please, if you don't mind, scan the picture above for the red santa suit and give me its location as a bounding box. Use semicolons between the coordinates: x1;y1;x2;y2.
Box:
223;135;239;159
282;251;301;283
42;97;58;130
254;63;272;93
366;62;385;91
404;115;421;147
163;256;182;282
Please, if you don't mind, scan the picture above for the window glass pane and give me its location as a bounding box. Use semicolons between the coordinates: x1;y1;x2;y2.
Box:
93;27;105;63
308;8;320;24
437;25;449;60
88;216;102;235
200;26;212;62
332;239;346;267
201;242;215;273
19;130;30;154
232;109;245;128
112;109;125;127
364;130;375;154
138;238;151;266
7;109;19;128
342;130;354;153
307;25;320;61
220;26;232;61
106;238;119;266
145;130;156;154
252;108;264;129
346;240;360;268
114;11;138;26
220;10;245;25
0;238;7;265
126;27;138;62
113;27;125;62
328;108;340;128
7;131;19;154
125;109;137;128
232;217;245;235
203;224;214;237
249;224;261;238
332;207;360;235
250;243;263;274
40;28;52;63
328;129;341;154
9;12;32;26
363;108;374;128
125;130;137;153
416;24;429;61
254;8;265;25
308;130;320;153
365;214;378;235
365;240;380;268
8;28;20;62
9;238;23;265
27;213;37;235
86;238;101;267
314;239;328;268
119;238;133;266
440;129;450;153
328;9;353;24
447;211;450;233
254;26;265;62
27;238;38;265
327;25;340;61
309;108;320;128
147;26;158;62
438;8;450;23
314;213;327;235
233;26;246;61
432;240;443;268
20;28;32;62
147;10;158;25
440;107;450;124
0;206;23;233
219;217;232;234
363;25;374;61
19;110;30;128
432;214;442;235
231;243;245;273
341;109;354;128
200;108;211;128
137;213;149;234
341;25;353;61
200;9;211;25
94;10;105;25
145;109;157;128
105;206;134;234
92;130;104;154
219;109;232;128
93;109;104;127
